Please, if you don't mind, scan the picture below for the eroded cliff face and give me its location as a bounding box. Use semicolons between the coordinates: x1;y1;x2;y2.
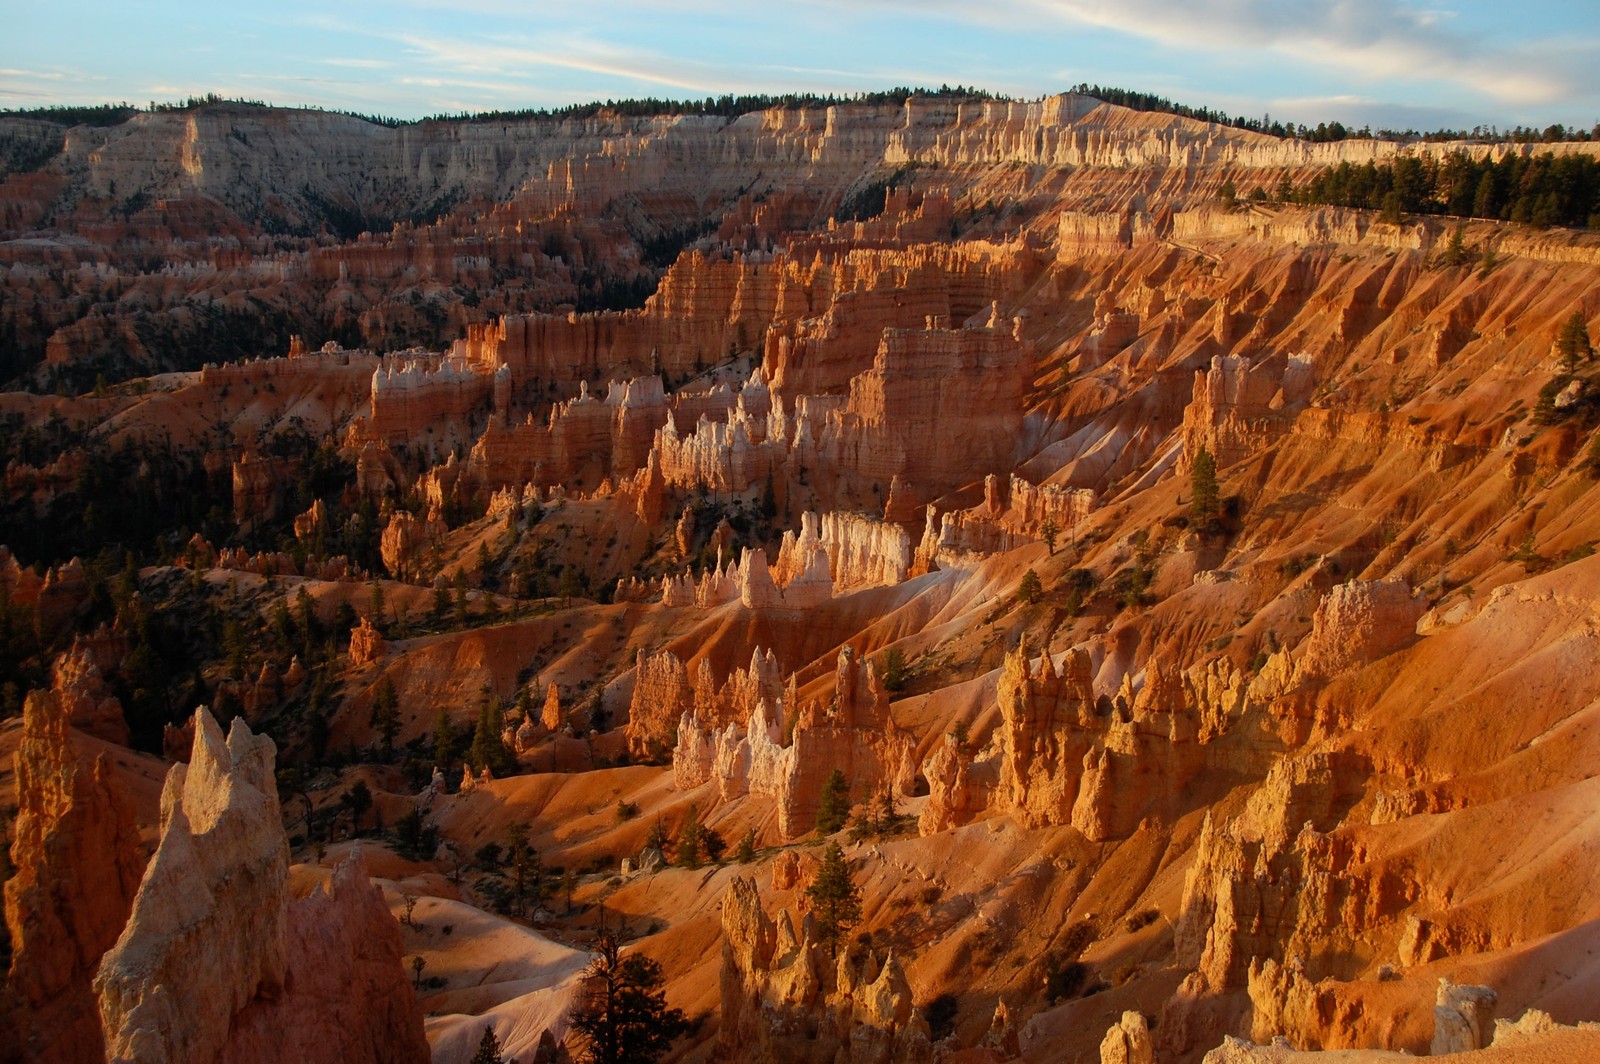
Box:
10;94;1600;1064
720;875;931;1064
3;689;143;1064
91;707;428;1064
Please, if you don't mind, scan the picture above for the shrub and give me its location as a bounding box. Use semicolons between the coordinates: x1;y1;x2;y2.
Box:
1123;908;1160;933
924;993;959;1041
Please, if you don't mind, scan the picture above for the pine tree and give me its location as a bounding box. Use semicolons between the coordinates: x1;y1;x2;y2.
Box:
470;697;515;775
1017;569;1044;605
1040;517;1060;555
433;708;458;772
806;841;862;958
569;932;689;1064
674;804;703;868
470;1025;504;1064
1557;311;1593;372
815;769;850;835
504;820;541;915
645;817;671;855
340;780;373;835
1190;447;1220;527
367;580;386;629
736;826;758;863
370;677;399;759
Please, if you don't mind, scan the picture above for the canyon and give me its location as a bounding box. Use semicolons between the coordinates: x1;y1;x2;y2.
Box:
3;91;1600;1064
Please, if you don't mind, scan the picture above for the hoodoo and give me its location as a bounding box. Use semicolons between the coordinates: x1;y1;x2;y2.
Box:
4;66;1600;1064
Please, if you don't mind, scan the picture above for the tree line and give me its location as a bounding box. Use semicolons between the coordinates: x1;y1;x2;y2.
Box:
1070;83;1599;145
1280;150;1600;229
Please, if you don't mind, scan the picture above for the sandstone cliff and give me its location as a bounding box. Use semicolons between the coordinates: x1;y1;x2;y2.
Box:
92;707;428;1064
720;874;930;1064
3;689;144;1064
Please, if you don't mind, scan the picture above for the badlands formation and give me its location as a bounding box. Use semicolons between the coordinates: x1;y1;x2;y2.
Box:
3;92;1600;1063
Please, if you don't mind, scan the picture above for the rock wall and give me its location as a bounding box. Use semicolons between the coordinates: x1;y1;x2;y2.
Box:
49;641;129;745
3;689;143;1064
990;641;1228;840
95;707;293;1063
719;875;931;1064
675;647;916;837
626;649;694;762
1181;353;1315;471
1294;580;1424;683
672;647;784;790
92;707;428;1064
917;474;1097;570
227;854;430;1064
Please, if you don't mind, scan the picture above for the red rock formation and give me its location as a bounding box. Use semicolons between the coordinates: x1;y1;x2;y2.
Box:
919;731;991;836
93;707;428;1064
1180;352;1315;471
994;642;1098;828
720;875;931;1064
541;682;563;731
49;642;129;745
1099;1012;1155;1064
817;317;1032;499
626;649;694;762
379;509;445;579
366;354;497;449
348;617;386;666
227;853;430;1064
673;647;784;789
3;689;143;1064
95;708;293;1063
1294;580;1424;684
232;451;296;532
760;648;915;837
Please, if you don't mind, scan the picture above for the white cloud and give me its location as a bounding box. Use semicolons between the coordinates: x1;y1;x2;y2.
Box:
1018;0;1578;105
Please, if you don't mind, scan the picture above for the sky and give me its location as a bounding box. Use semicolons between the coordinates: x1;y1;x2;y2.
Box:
3;0;1599;132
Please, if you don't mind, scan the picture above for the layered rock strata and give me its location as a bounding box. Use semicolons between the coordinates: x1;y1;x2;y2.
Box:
720;875;931;1064
92;707;428;1064
3;689;144;1064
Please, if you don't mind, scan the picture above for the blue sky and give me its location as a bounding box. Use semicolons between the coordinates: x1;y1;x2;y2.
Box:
4;1;1598;131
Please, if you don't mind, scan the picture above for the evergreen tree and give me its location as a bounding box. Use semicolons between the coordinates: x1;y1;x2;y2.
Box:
674;804;703;868
806;841;862;958
469;1025;504;1064
815;769;850;835
736;826;758;863
1189;447;1220;527
569;932;689;1064
1557;311;1593;372
433;709;459;772
367;580;385;628
505;820;541;915
1040;517;1060;555
340;780;373;835
370;677;399;759
702;827;727;863
1017;569;1044;605
645;817;671;855
879;647;908;692
470;696;516;775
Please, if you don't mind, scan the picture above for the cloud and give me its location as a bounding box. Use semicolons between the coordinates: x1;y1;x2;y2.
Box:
392;31;800;95
1018;0;1578;106
324;58;390;69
